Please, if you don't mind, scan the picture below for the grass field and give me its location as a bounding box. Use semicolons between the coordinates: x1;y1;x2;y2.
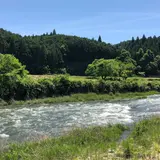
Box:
0;117;159;160
30;75;91;81
30;74;160;81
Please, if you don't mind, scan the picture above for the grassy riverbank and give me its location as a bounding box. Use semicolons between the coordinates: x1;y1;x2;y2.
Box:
2;72;160;100
0;91;159;107
0;117;159;160
1;73;160;106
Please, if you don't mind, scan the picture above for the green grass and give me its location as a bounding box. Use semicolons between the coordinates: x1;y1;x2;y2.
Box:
31;75;90;80
2;74;160;107
0;124;126;160
0;91;158;108
115;117;160;159
0;118;160;160
31;75;160;81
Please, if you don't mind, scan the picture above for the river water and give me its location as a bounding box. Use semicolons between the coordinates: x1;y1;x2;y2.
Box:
0;95;160;143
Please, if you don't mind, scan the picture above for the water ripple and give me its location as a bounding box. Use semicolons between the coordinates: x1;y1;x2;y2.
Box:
0;95;160;142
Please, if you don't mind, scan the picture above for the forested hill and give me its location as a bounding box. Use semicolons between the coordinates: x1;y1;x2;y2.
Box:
116;35;160;57
0;28;118;75
1;28;160;76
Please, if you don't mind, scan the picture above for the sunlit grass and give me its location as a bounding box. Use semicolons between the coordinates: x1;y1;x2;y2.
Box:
0;124;126;160
31;75;92;81
0;117;160;159
0;91;158;108
104;117;160;160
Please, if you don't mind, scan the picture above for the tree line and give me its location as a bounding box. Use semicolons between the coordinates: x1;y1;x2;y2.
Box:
1;28;160;76
1;53;160;102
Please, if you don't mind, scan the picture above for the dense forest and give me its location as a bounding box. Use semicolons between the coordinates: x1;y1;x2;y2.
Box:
1;28;160;76
116;35;160;57
0;28;117;75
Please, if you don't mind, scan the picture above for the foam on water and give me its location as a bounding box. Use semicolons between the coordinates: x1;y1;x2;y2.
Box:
0;134;9;138
0;95;160;142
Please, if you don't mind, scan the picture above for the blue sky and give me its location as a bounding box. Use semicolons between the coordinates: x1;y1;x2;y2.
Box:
1;0;160;44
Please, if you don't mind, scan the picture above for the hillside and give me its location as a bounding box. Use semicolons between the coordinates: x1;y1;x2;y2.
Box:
0;28;117;75
116;35;160;57
1;28;160;76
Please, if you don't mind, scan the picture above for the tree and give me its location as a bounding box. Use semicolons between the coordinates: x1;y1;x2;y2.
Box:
97;59;120;79
8;38;16;55
131;37;135;43
142;34;146;44
0;54;29;100
53;29;56;35
117;49;131;61
85;59;119;79
140;49;155;70
116;49;136;65
135;48;144;64
145;61;158;76
136;36;140;42
119;62;136;79
145;55;160;76
98;35;102;42
0;54;28;77
154;55;160;70
85;60;97;77
85;59;135;80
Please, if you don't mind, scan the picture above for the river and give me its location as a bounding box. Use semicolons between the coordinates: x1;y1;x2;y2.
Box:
0;95;160;143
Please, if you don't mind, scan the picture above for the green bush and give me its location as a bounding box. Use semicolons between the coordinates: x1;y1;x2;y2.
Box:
0;74;160;102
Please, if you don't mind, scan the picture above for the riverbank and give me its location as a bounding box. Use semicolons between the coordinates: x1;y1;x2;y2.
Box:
2;74;160;105
0;91;159;108
0;117;159;159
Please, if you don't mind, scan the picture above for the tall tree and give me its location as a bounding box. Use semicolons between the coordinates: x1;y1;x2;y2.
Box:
116;49;136;64
135;48;144;64
131;37;135;43
53;29;57;35
98;35;102;42
140;49;155;71
142;34;146;44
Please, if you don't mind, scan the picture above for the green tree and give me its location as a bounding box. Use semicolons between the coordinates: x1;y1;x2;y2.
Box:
85;59;119;79
145;61;158;76
140;49;155;70
131;37;135;43
135;48;144;64
85;59;135;80
85;61;97;77
154;55;160;70
53;29;57;35
98;35;102;42
96;59;119;79
142;34;146;44
0;54;28;100
117;49;131;62
145;55;160;76
117;49;136;65
119;62;136;79
0;54;28;78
